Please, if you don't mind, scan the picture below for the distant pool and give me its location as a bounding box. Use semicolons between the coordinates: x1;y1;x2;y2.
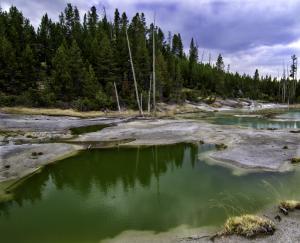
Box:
188;109;300;129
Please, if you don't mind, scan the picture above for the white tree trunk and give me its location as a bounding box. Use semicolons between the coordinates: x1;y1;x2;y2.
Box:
148;75;152;113
114;82;121;112
140;92;143;114
126;28;143;116
153;16;156;116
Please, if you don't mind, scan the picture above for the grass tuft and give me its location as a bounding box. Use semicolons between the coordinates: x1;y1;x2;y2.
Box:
280;200;300;211
222;214;275;238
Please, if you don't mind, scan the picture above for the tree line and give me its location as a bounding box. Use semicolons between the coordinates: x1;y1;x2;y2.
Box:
0;4;299;111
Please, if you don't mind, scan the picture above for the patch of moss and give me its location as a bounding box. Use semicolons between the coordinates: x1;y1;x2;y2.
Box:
215;143;228;150
291;158;300;164
222;215;275;238
280;200;300;211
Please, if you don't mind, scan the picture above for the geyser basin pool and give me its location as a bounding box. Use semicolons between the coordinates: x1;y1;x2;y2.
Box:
0;144;300;243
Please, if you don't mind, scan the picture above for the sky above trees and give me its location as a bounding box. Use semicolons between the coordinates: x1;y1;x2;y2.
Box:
2;0;300;77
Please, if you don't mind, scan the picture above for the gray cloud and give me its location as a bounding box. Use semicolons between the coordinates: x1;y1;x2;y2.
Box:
1;0;300;77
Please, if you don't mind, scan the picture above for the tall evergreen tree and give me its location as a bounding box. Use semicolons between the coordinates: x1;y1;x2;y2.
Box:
188;38;198;86
172;34;184;58
216;54;225;72
0;37;17;94
19;44;37;91
50;43;72;101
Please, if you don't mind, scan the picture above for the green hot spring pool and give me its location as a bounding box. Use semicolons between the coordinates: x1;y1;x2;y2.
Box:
1;144;300;243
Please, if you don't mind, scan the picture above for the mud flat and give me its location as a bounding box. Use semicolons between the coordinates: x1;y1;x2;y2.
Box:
0;143;82;183
74;119;300;172
0;112;127;132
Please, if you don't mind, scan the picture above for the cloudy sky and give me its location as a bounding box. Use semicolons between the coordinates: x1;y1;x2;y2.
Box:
1;0;300;77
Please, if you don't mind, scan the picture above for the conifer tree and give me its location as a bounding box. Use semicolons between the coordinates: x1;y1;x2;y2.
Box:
0;37;17;94
216;54;225;71
20;44;36;91
68;40;86;97
50;43;72;101
188;38;198;87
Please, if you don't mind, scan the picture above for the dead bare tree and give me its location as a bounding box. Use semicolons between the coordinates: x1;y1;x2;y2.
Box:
290;54;297;103
126;28;143;115
114;82;121;112
282;62;286;103
148;75;152;113
140;92;143;114
152;14;156;116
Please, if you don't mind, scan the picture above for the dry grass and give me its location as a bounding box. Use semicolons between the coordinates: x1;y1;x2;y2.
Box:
0;107;140;118
222;214;275;238
0;106;196;119
280;200;300;211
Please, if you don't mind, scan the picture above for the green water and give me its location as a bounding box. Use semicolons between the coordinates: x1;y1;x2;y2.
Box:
210;115;300;129
200;109;300;129
276;109;300;120
1;144;300;243
70;124;109;135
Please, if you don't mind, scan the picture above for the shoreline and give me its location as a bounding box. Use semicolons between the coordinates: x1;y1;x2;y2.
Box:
1;100;299;118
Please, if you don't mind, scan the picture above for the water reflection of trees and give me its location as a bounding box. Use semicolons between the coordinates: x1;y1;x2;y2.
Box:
0;143;198;213
50;143;198;195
